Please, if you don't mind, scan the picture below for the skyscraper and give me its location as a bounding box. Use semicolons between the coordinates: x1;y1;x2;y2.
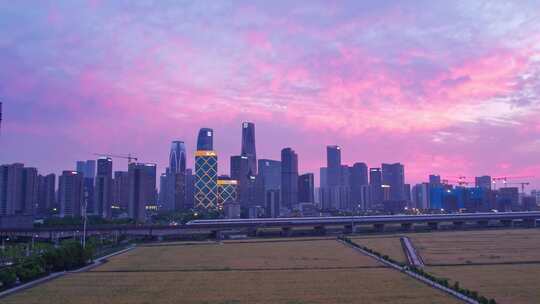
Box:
382;163;405;201
258;159;281;191
326;145;342;187
59;171;84;217
230;155;251;207
475;175;492;190
76;160;96;178
76;160;95;214
369;168;383;204
169;141;187;174
113;171;130;210
281;148;298;209
162;141;187;211
194;151;218;209
217;179;238;207
196;128;214;151
241;122;257;175
298;173;314;203
0;164;37;216
128;163;157;222
350;162;369;209
95;157;113;219
37;173;56;215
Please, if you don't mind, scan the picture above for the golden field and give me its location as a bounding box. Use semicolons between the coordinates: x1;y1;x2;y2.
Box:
95;239;379;271
409;229;540;265
350;235;407;263
428;264;540;304
3;239;459;304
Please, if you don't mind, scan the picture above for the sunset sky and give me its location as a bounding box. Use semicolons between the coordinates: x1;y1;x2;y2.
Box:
1;1;539;189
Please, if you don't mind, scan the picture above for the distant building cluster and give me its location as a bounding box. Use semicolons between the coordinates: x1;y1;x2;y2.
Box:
1;119;538;223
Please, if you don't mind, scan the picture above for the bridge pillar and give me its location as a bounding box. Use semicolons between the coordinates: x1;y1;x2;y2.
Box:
314;225;327;236
281;227;292;237
453;221;465;229
477;220;489;228
501;219;514;228
427;222;439;230
373;223;385;232
401;223;413;231
524;219;537;228
343;225;354;234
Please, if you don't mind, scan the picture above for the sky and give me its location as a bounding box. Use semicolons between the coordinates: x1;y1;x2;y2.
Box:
1;0;539;189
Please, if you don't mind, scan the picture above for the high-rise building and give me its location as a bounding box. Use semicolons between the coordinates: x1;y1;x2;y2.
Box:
319;167;328;188
369;168;383;205
37;173;55;215
169;141;187;174
76;160;95;214
258;159;281;191
128;163;157;222
350;162;369;208
0;164;37;216
21;167;38;215
429;174;441;185
113;171;130;210
231;155;252;207
217;179;238;208
382;163;405;201
196;128;214;151
241;122;257;175
412;183;430;209
265;189;280;218
185;169;195;209
326;145;342;187
95;157;113;219
298;173;314;203
59;171;84;218
194;151;218;210
281;148;298;209
161;141;188;212
76;160;96;178
475;175;492;190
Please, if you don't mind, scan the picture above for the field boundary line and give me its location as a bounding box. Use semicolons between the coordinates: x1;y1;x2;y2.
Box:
337;239;479;304
0;245;136;299
90;265;385;273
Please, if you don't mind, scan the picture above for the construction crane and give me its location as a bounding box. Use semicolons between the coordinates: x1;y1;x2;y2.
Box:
492;176;534;190
503;182;530;195
442;179;470;187
94;153;138;165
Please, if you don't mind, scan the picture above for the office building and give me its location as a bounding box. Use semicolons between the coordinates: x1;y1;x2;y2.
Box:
59;171;84;217
194;151;218;209
350;162;369;209
196;128;213;150
429;174;441;185
298;173;314;203
128;163;157;222
95;157;113;219
231;155;252;207
281;148;298;209
265;189;280;218
326;145;341;187
169;141;187;174
241;122;257;175
382;163;405;201
369;168;383;205
76;160;96;178
497;187;520;211
0;163;37;216
37;173;55;215
185;169;195;209
217;179;238;208
475;175;492;190
113;171;130;210
258;159;281;191
161;141;188;212
76;160;96;214
412;183;430;209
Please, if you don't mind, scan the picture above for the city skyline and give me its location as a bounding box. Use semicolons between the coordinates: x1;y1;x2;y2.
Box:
0;1;539;188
